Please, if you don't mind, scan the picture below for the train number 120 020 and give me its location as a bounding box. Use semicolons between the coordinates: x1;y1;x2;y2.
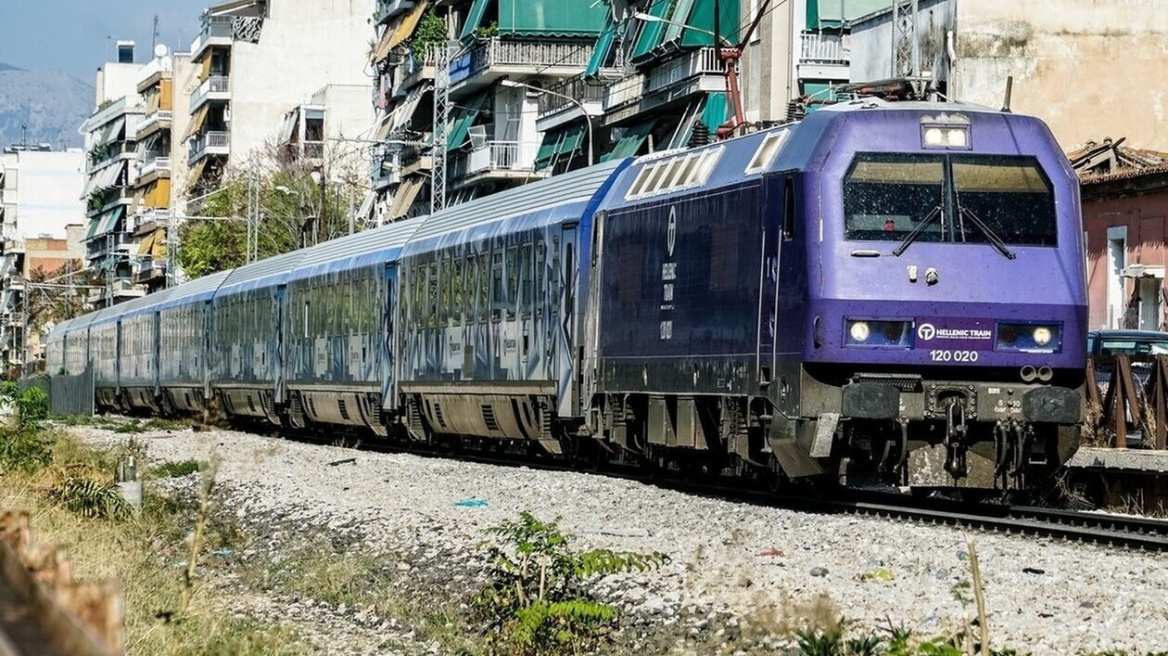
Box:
929;349;979;362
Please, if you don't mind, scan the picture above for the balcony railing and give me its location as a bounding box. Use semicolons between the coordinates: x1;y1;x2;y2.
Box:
134;257;167;284
800;31;849;65
87;142;133;173
603;74;646;111
189;131;231;162
190;75;230;108
452;38;594;85
464;141;537;175
538;75;608;116
645;47;722;95
138;156;172;178
135;110;173;138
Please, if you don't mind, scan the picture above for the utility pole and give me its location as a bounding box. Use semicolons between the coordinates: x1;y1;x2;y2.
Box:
431;42;453;214
892;0;921;94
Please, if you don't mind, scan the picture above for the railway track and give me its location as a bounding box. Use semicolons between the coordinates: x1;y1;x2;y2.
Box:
156;419;1168;552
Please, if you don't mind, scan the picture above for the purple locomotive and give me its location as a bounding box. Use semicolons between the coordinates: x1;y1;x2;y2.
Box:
584;98;1085;493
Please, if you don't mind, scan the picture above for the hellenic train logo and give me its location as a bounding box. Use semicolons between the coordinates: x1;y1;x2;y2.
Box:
667;207;677;257
917;323;936;341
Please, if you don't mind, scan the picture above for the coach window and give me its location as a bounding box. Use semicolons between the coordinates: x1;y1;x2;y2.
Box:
534;239;545;318
478;253;489;323
506;245;519;320
520;242;533;319
427;261;439;328
452;256;465;325
550;237;561;318
491;250;504;321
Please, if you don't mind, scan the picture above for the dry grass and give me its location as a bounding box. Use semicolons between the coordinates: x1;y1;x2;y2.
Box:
0;430;309;656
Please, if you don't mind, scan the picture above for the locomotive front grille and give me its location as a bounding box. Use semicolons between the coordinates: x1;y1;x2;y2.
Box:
852;372;922;393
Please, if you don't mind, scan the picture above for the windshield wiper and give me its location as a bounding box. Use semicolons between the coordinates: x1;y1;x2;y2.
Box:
892;205;943;257
957;206;1017;260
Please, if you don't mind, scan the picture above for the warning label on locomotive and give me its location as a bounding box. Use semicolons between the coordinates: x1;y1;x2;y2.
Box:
915;318;993;349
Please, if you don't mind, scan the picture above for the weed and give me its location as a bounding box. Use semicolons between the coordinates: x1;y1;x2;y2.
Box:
0;427;53;473
50;476;133;520
473;511;668;656
151;459;207;478
795;621;844;655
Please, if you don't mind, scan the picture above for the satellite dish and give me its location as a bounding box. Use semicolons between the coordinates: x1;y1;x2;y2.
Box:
154;44;169;59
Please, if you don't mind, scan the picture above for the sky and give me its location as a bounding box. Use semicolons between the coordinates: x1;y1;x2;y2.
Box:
0;0;213;81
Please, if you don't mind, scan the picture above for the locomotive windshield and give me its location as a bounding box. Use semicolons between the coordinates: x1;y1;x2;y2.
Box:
843;153;1056;248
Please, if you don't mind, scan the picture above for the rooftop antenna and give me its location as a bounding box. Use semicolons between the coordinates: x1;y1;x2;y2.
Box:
152;15;160;52
1001;75;1013;113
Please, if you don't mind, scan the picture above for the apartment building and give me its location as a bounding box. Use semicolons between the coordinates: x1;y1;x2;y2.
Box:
185;0;375;205
0;146;86;368
80;41;146;307
848;0;1168;151
367;0;609;224
130;47;198;293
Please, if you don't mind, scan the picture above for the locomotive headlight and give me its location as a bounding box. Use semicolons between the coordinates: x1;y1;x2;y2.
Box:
1032;326;1053;346
996;322;1062;352
845;320;913;347
849;321;871;343
924;128;944;146
921;121;971;150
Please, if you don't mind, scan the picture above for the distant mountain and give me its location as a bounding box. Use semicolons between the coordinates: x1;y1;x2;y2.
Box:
0;64;92;151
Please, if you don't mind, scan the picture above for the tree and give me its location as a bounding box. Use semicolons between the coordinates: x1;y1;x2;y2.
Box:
175;139;370;279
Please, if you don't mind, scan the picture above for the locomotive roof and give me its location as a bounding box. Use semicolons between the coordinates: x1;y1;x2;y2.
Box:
402;158;630;252
287;215;425;282
217;248;308;298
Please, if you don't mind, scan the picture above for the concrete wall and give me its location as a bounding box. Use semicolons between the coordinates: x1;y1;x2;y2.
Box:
1082;179;1168;330
850;0;1168;151
228;0;375;164
743;0;798;124
8;150;85;240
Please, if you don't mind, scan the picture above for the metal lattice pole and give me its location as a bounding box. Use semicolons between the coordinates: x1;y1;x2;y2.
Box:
892;0;919;81
431;42;454;215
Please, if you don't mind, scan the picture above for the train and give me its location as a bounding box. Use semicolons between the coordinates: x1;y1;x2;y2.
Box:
47;98;1087;494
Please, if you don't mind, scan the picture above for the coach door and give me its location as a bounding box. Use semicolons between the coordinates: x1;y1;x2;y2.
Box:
381;264;398;408
557;224;578;417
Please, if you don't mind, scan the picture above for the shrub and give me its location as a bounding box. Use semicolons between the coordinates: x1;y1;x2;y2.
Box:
50;476;133;520
473;512;668;656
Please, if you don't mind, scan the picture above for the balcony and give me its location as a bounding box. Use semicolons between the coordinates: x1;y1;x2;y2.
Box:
535;75;607;133
602;48;725;127
798;31;850;81
87;141;134;174
374;0;417;25
190;76;230;111
450;141;544;188
134;258;167;284
86;232;132;260
135;109;173;140
110;277;145;300
138;156;172;180
135;57;173;91
189;131;231;164
190;16;238;59
449;38;594;94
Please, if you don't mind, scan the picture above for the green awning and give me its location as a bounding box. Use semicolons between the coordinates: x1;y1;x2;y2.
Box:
602;120;656;161
84;217;100;240
631;0;673;61
498;0;605;36
584;21;618;78
93;206;125;238
678;0;740;47
802;82;836;102
447;95;488;152
662;0;697;44
534;124;586;170
701;92;729;132
459;0;493;41
807;0;893;30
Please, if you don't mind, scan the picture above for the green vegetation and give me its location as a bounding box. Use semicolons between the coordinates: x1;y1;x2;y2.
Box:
151;459;207;478
410;10;448;60
472;512;668;656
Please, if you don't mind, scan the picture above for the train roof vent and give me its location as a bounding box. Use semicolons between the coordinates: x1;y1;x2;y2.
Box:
745;129;791;175
625;146;723;201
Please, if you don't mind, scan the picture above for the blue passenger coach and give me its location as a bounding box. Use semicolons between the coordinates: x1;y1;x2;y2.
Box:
156;269;232;416
283;217;422;435
211;250;306;425
397;160;628;451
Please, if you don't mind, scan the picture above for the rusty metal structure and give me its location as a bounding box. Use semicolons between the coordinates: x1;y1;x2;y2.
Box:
1087;353;1168;449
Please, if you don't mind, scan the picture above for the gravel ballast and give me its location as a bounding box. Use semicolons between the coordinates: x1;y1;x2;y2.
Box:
69;423;1168;655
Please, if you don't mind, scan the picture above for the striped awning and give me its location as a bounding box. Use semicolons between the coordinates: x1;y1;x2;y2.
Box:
184;105;209;141
387;177;424;220
373;1;430;63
